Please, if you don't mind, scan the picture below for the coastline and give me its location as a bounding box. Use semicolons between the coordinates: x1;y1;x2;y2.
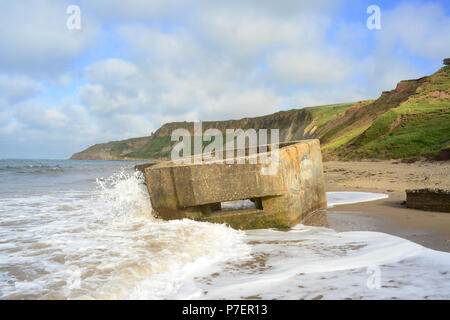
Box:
324;160;450;252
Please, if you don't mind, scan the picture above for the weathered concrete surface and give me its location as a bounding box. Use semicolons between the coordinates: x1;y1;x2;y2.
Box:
144;139;327;229
406;188;450;213
135;162;156;173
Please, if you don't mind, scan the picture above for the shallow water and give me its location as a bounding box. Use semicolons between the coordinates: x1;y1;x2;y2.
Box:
0;160;448;299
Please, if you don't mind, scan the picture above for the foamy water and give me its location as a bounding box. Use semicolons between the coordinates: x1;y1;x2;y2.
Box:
326;192;389;208
0;160;448;299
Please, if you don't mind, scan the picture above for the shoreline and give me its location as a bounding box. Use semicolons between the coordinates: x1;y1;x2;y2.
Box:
64;158;450;251
323;160;450;252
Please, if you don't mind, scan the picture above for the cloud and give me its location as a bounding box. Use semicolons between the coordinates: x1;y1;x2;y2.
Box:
0;74;42;106
0;102;98;158
58;74;73;86
368;57;422;92
84;59;139;84
267;50;353;85
118;24;202;66
196;9;333;69
15;102;75;130
202;89;282;120
0;0;98;75
379;2;450;59
80;0;170;20
79;83;149;115
79;59;149;114
94;113;154;138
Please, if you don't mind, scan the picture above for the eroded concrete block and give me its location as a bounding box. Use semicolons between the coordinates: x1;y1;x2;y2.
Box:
144;139;327;229
406;188;450;213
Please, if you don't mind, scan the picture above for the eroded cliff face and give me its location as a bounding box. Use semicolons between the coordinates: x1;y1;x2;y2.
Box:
71;66;450;161
153;108;313;140
71;107;326;160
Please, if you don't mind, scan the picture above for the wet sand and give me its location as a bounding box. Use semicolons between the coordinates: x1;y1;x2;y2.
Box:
323;160;450;252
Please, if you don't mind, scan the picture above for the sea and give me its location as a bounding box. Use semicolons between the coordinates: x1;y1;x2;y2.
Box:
0;159;448;299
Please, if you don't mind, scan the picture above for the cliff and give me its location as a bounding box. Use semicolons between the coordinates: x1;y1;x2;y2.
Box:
71;65;450;161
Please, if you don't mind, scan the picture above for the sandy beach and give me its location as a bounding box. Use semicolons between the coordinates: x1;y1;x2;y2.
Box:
324;160;450;252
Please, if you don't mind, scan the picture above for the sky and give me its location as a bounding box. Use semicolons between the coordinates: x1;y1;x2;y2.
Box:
0;0;449;159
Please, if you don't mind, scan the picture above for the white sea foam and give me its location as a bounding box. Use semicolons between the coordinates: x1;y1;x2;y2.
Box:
0;165;448;300
327;192;389;208
221;192;389;211
0;169;250;299
171;226;449;300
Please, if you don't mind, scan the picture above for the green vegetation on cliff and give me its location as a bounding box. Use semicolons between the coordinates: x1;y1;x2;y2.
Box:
328;66;450;160
71;66;450;161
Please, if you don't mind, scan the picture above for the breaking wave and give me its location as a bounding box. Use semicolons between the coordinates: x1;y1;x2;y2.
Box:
0;163;65;174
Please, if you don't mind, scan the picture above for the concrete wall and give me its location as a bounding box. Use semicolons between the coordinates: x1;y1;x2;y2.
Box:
144;139;327;229
406;189;450;213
